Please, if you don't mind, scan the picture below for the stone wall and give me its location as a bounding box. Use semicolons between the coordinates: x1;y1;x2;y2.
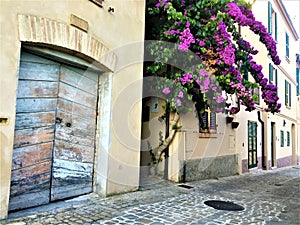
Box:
180;154;239;182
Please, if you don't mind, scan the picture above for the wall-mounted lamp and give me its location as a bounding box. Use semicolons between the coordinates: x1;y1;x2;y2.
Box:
108;7;114;12
283;119;286;127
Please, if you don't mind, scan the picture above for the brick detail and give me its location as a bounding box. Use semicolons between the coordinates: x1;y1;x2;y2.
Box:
18;14;116;71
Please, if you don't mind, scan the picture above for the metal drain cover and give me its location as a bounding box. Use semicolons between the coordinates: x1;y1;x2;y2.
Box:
204;200;244;211
178;184;194;189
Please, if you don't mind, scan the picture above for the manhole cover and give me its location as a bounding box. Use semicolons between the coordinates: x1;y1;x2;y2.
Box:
178;184;194;189
204;200;244;211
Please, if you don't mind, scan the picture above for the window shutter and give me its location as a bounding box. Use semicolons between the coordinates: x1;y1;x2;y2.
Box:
275;12;278;41
285;80;288;105
269;63;273;83
296;68;299;95
280;130;284;147
242;64;248;80
286;33;289;58
201;111;208;129
289;83;291;107
287;131;290;146
268;2;272;34
210;112;216;130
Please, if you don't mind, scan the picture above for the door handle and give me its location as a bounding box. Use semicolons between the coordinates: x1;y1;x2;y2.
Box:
56;117;62;124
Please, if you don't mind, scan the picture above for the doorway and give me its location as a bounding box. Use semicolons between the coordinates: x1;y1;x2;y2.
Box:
9;50;100;211
248;121;257;169
271;122;276;167
291;124;296;165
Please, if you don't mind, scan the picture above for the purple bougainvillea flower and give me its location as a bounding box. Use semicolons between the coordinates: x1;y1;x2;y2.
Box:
199;40;206;46
176;99;182;106
178;91;184;98
162;87;171;94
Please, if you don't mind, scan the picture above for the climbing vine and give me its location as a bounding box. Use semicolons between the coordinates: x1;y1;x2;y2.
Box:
145;0;281;115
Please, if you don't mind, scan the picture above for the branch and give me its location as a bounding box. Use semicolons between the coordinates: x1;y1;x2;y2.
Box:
152;113;180;163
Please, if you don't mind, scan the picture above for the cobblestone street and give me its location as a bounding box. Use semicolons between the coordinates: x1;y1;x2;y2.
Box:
1;166;299;225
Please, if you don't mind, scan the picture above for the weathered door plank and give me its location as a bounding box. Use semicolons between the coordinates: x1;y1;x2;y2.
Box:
58;82;97;109
60;66;98;94
56;110;96;137
9;161;51;211
17;80;58;98
13;126;55;148
11;142;53;170
57;98;96;118
15;111;55;130
51;159;93;201
16;98;57;113
54;139;94;163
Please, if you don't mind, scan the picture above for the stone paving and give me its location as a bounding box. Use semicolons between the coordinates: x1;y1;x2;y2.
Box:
1;166;299;225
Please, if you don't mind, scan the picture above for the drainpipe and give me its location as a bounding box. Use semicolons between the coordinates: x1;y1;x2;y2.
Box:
257;111;266;169
164;102;170;179
182;131;186;183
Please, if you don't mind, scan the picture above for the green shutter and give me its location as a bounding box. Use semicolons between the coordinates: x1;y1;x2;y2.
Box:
269;63;273;83
289;83;291;107
286;33;289;58
275;12;278;41
287;131;290;146
242;64;248;81
268;2;272;34
285;80;288;105
280;130;284;147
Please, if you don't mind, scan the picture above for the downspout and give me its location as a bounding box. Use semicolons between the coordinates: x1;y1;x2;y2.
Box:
163;102;170;179
182;131;186;183
257;111;266;169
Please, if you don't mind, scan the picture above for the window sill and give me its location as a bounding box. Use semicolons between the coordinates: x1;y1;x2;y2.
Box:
285;56;290;63
285;105;291;109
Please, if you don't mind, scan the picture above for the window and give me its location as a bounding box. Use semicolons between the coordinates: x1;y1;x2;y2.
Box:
199;108;217;133
269;63;278;86
268;2;277;41
286;32;289;58
296;67;300;96
241;64;248;80
280;130;284;147
285;80;291;107
252;87;260;104
287;131;290;146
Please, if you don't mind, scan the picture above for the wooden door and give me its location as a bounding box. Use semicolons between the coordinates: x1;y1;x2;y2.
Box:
9;52;59;210
9;51;99;211
51;65;99;200
271;122;276;167
248;121;257;169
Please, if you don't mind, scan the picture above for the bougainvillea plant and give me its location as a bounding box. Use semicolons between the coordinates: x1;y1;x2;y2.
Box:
145;0;281;117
